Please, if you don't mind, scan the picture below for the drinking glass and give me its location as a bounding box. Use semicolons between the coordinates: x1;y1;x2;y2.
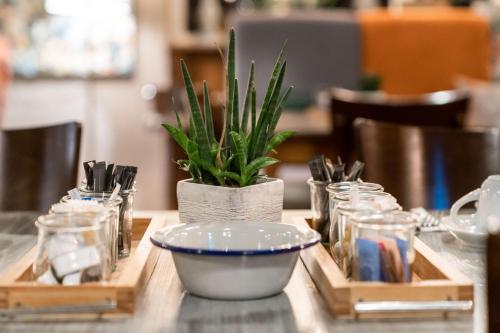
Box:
34;214;111;285
350;211;417;283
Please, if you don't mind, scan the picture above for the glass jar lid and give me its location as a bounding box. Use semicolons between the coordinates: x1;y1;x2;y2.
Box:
350;211;417;230
326;181;383;194
35;213;108;232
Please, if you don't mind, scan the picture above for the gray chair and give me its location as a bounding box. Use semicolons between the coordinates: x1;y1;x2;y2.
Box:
231;10;361;109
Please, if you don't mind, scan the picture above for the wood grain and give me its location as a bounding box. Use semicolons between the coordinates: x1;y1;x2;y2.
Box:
289;215;475;319
0;216;166;317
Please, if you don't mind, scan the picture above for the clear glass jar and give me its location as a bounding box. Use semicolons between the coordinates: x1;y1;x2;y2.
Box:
326;182;383;251
61;195;122;263
78;185;136;258
50;201;118;270
329;192;401;277
307;178;330;240
34;214;111;285
350;211;417;283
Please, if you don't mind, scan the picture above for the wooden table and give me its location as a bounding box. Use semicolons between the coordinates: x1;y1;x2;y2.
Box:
0;210;485;332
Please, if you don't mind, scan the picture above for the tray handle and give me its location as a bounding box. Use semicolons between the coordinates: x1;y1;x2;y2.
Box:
354;300;473;314
0;300;116;319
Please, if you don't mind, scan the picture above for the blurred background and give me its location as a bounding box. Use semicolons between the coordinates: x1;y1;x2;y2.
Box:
0;0;499;210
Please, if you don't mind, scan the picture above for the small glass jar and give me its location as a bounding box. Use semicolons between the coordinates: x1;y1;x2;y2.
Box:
326;182;384;249
78;185;136;258
307;178;330;240
350;211;417;283
61;195;122;263
34;214;111;285
329;192;400;277
50;201;118;270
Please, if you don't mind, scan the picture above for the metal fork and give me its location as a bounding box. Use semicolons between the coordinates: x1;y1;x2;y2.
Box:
411;207;445;231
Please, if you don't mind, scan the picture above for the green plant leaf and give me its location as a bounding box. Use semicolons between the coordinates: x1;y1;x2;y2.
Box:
230;131;247;173
220;171;242;185
180;59;212;162
251;61;287;160
241;62;254;134
162;124;188;153
267;86;293;141
251;86;256;136
232;78;239;132
224;29;236;149
242;156;278;185
203;81;216;145
266;130;294;154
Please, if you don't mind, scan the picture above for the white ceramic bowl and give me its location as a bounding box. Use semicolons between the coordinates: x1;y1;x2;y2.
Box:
150;221;320;300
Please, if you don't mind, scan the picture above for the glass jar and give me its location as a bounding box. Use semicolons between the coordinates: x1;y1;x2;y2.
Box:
78;185;136;258
307;178;330;240
329;192;401;277
50;201;118;270
34;214;111;285
326;182;384;250
350;211;417;283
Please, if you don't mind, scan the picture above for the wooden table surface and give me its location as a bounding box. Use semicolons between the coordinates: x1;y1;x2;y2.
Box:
0;210;485;333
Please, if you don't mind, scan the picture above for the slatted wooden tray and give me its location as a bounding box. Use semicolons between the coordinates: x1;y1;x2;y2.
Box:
0;215;166;320
290;216;474;319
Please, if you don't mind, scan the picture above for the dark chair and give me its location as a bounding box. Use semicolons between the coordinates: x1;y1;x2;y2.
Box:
354;118;500;210
0;122;81;212
331;88;470;163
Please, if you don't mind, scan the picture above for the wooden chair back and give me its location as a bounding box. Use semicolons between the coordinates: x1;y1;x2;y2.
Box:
354;118;500;209
332;88;470;163
0;122;81;211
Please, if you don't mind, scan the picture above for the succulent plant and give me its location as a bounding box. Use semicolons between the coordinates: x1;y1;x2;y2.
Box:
162;28;294;187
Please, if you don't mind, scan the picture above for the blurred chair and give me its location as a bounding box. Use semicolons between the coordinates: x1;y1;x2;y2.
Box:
0;122;81;212
354;118;500;209
332;88;469;163
232;10;361;108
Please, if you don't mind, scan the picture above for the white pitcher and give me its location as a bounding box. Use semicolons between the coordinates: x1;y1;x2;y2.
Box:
450;175;500;233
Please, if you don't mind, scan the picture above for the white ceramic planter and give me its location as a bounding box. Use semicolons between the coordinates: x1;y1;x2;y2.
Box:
177;178;284;223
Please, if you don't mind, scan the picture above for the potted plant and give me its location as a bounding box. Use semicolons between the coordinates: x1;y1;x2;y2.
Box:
163;29;294;224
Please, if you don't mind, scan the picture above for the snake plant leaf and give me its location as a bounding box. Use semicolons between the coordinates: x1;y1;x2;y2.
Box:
259;43;286;121
162;124;188;153
220;171;242;185
174;110;183;130
230;131;247;173
266;130;295;154
242;156;279;186
224;29;236;148
181;59;211;162
188;116;196;141
251;61;287;160
251;86;256;135
232;78;239;132
267;86;293;141
203;81;216;145
186;139;226;185
241;61;255;134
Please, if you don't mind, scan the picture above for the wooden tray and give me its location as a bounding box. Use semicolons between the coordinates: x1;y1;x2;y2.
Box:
290;217;474;319
0;215;166;320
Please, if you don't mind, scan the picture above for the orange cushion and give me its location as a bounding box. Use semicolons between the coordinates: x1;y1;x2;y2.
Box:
359;7;490;94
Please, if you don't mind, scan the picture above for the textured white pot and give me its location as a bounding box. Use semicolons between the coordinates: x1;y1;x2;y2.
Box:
177;178;284;224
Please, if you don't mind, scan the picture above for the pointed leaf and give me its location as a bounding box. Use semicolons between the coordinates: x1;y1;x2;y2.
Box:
180;59;211;162
267;86;293;141
232;78;239;132
162;124;188;153
203;81;216;144
230;131;247;173
241;156;279;186
241;62;254;134
266;130;294;154
251;61;287;160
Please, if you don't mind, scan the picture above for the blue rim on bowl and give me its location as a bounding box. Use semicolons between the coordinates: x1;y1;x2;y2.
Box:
150;223;321;256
